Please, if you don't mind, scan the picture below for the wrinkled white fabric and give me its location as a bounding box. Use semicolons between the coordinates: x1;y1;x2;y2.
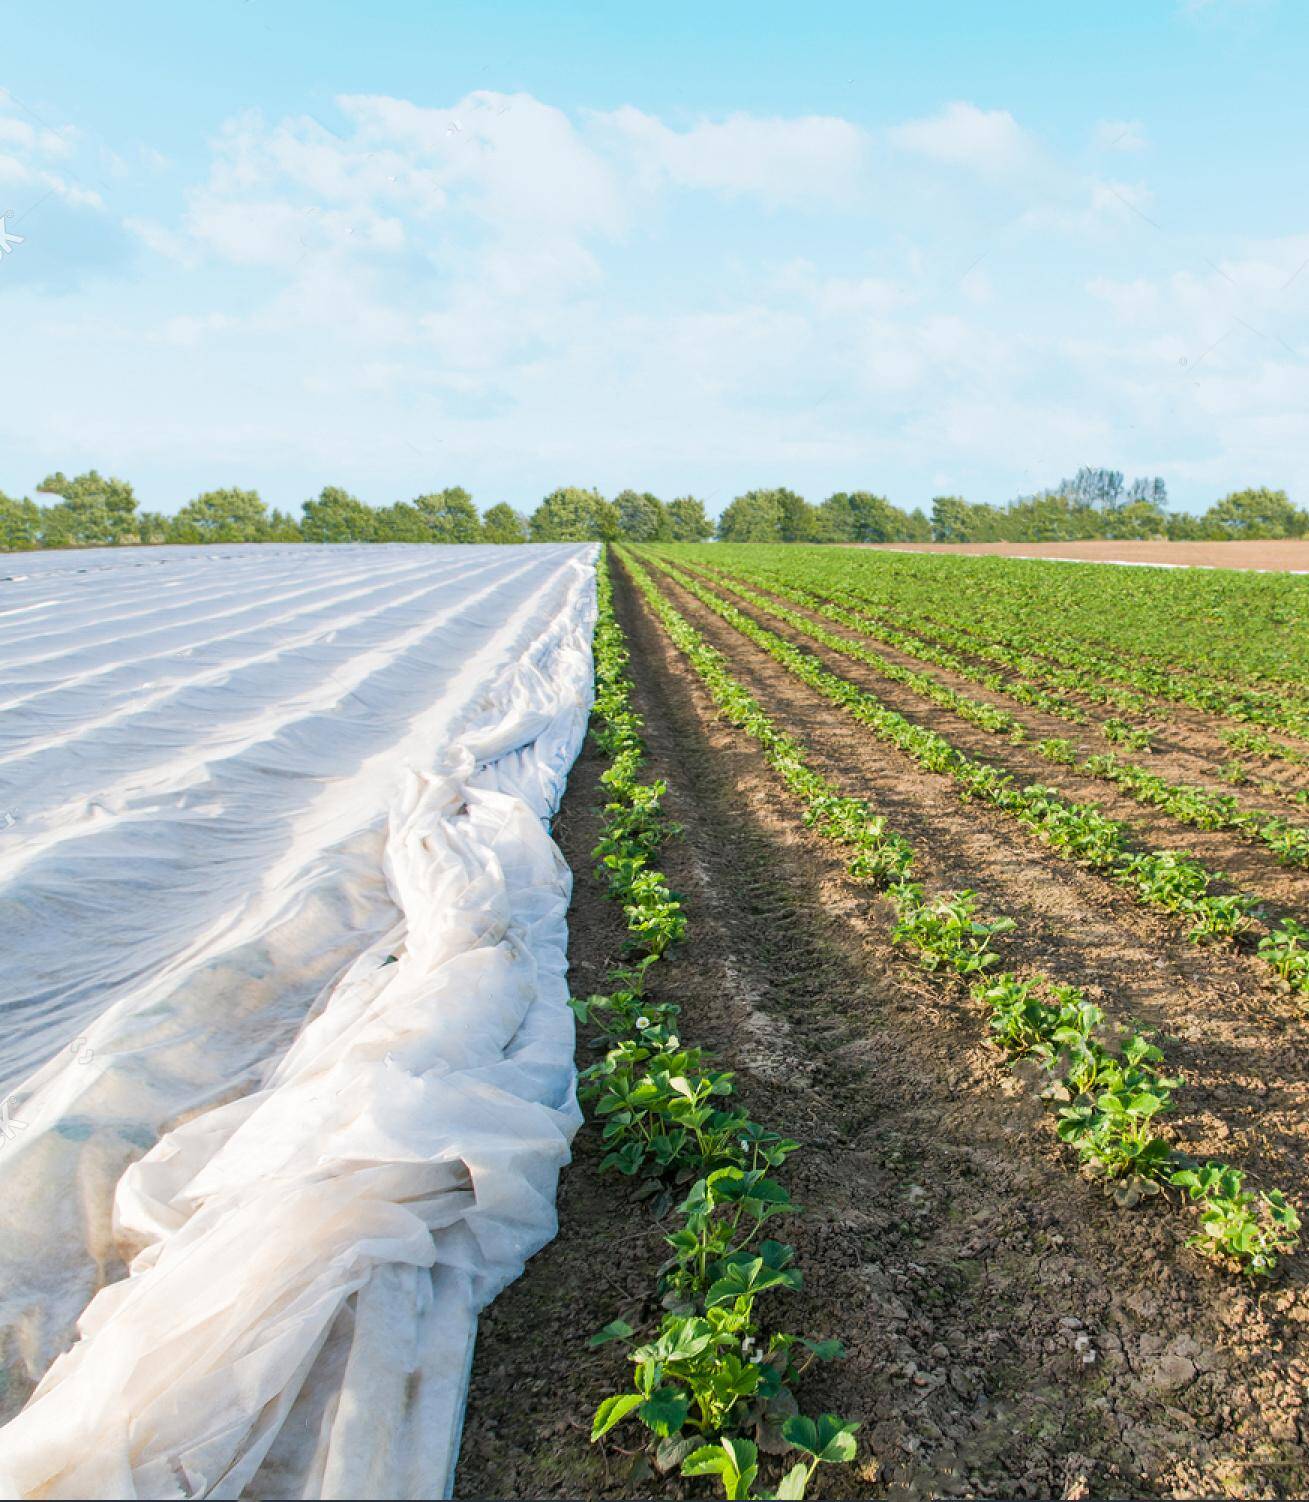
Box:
0;542;598;1498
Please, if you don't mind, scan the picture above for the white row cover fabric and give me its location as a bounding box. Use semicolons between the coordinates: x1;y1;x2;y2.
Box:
0;542;598;1498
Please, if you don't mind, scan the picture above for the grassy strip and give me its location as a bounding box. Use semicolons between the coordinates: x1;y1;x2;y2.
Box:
577;549;858;1500
673;555;1309;874
621;546;1300;1276
647;552;1309;1001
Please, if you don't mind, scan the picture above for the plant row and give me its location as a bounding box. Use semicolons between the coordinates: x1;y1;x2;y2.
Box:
620;548;1301;1275
642;554;1309;1003
576;551;859;1500
803;549;1309;741
701;549;1309;816
674;556;1309;875
692;545;1309;745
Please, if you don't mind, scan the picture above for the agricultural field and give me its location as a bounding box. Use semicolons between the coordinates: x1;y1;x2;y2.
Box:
457;544;1309;1502
5;540;1309;1500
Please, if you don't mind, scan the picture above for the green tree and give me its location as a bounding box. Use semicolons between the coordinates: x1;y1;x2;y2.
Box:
529;487;618;541
481;503;528;543
266;509;303;542
1104;497;1168;540
1201;487;1306;539
0;493;41;551
666;495;714;542
170;487;268;542
815;492;857;543
371;502;431;542
300;486;377;543
821;491;921;543
415;487;482;543
930;495;972;543
36;470;138;546
904;507;933;542
614;489;669;542
134;511;171;545
717;489;783;542
776;488;819;542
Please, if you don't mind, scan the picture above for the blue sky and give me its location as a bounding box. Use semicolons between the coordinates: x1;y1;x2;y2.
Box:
1;0;1306;519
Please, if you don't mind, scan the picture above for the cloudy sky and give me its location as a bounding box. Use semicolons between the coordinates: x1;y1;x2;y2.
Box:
1;0;1305;518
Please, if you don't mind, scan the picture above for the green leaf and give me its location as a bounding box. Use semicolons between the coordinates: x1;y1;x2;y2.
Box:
800;1337;845;1362
638;1385;691;1438
783;1412;860;1464
589;1319;634;1348
683;1436;760;1498
591;1392;643;1441
772;1461;811;1499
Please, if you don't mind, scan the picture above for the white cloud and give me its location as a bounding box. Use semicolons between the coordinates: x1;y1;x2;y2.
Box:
887;101;1038;177
593;107;867;207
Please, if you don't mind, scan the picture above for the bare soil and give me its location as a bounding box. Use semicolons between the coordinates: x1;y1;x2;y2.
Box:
454;556;1309;1502
861;541;1309;573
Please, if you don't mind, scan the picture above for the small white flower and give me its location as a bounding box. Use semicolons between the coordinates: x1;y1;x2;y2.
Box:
667;1034;679;1048
635;1016;650;1030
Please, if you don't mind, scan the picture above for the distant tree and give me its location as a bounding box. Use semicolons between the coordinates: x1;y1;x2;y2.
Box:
300;486;376;543
414;487;482;543
170;487;268;542
666;495;714;542
930;495;972;543
134;511;171;545
614;489;670;542
815;492;857;543
1201;487;1306;539
0;492;41;551
36;469;138;546
481;502;528;544
1104;497;1168;541
529;487;618;541
265;508;303;542
1064;467;1125;511
840;492;922;543
717;490;784;542
776;488;818;542
1166;511;1208;541
905;507;933;542
371;502;431;542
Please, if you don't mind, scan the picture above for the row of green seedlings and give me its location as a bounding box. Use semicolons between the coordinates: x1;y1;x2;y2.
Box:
715;553;1172;725
620;548;1301;1276
1223;724;1309;789
828;557;1309;743
690;554;1309;815
646;555;1309;1005
577;555;859;1501
688;553;1118;728
790;567;1309;807
727;545;1309;747
678;556;1309;873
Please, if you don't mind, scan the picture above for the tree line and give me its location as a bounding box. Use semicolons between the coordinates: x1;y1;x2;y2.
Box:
1;468;1305;553
0;478;716;551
